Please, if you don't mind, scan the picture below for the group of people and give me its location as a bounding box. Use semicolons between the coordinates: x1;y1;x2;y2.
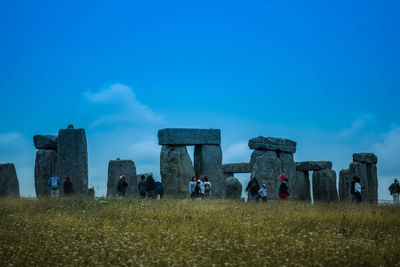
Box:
189;175;212;199
47;175;74;197
245;172;289;202
137;173;164;199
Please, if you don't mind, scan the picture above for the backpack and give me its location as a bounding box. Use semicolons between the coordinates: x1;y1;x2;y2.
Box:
51;177;59;189
204;183;211;193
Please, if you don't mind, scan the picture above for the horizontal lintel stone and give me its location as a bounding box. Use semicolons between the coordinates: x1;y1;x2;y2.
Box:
158;128;221;145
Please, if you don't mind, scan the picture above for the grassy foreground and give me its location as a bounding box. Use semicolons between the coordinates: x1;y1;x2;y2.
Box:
0;197;399;266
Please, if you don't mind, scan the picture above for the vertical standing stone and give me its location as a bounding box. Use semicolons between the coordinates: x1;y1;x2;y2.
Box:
312;169;338;202
250;150;277;165
291;171;311;201
225;176;242;199
366;164;378;203
352;162;369;201
279;152;296;184
0;163;20;197
251;157;282;200
194;145;224;198
339;168;352;201
57;128;88;195
160;145;195;197
34;149;57;197
107;159;137;197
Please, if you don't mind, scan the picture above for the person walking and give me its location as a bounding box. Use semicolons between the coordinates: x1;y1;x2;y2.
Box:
117;175;128;197
258;184;267;202
279;180;289;200
48;175;61;198
138;175;147;198
63;176;74;196
146;172;156;198
204;176;212;199
388;178;400;204
189;176;197;197
246;177;259;201
354;177;362;204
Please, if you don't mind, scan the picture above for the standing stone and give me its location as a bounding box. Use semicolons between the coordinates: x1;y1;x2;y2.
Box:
250;150;277;165
34;149;57;197
160;145;195;197
291;171;311;201
279;152;296;185
0;163;20;197
194;145;224;198
312;169;338;202
339;168;353;201
225;176;242;199
366;164;378;203
107;159;137;197
251;157;282;200
57;128;88;195
33;135;58;151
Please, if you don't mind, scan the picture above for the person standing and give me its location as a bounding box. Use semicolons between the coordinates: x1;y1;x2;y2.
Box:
193;181;203;199
388;178;400;204
198;175;205;195
246;177;259;201
258;184;267;202
204;176;212;199
146;172;156;198
117;175;128;197
189;176;197;197
350;176;357;202
48;175;61;198
154;182;164;199
279;180;289;200
354;177;362;204
138;175;147;198
63;176;74;196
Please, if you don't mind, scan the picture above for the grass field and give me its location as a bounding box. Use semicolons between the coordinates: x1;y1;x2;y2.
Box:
0;197;399;266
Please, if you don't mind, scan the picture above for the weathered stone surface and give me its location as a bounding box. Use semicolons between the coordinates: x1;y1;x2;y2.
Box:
353;153;377;164
250;150;277;165
296;161;332;171
107;159;137;197
222;163;252;174
251;157;282;200
194;145;224;197
158;128;221;145
57;128;88;195
279;152;296;184
312;169;338;202
225;176;242;199
0;163;19;197
339;168;352;201
34;149;57;197
366;164;378;203
160;145;195;197
290;171;311;201
34;135;58;150
248;136;296;153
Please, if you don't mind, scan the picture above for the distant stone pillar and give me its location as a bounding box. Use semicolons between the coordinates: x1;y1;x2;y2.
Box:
225;176;242;199
107;159;137;197
312;169;338;202
57;127;88;195
292;171;311;201
251;157;282;200
160;145;195;197
194;145;224;197
0;163;20;197
34;149;57;197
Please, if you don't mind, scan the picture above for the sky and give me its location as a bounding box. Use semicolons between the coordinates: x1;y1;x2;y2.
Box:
0;0;399;200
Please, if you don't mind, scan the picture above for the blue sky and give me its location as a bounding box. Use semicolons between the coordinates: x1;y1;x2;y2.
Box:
0;0;399;199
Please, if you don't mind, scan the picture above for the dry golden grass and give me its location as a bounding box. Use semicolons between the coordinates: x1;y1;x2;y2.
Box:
0;197;399;266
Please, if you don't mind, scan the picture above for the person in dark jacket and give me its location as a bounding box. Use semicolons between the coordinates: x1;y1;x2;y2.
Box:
138;175;147;198
63;176;74;196
154;182;164;199
279;181;289;200
146;173;156;198
193;181;203;199
246;177;260;201
389;178;400;204
350;176;357;201
117;175;128;197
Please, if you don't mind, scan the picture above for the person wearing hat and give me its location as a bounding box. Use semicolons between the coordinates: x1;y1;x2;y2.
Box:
117;175;128;197
258;184;267;202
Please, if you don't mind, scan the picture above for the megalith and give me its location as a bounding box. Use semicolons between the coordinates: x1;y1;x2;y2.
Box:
107;159;137;197
225;176;242;199
312;169;338;202
33;135;58;151
34;149;57;197
291;171;311;201
158;128;221;145
160;145;195;197
57;127;88;195
296;161;332;171
0;163;20;197
339;153;378;203
222;163;252;174
194;145;224;197
251;157;282;200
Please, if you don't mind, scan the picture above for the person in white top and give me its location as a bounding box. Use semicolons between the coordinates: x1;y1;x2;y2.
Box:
354;177;362;204
198;175;205;195
258;184;267;202
189;176;197;197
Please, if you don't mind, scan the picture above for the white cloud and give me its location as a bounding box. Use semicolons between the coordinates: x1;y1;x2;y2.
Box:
373;126;400;177
84;83;163;127
223;141;251;163
339;114;375;137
